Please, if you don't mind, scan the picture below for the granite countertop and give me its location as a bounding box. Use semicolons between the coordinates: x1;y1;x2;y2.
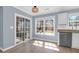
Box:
58;29;79;32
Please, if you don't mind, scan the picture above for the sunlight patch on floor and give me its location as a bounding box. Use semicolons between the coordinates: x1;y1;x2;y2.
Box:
44;46;59;51
33;40;43;47
33;40;59;51
45;42;57;48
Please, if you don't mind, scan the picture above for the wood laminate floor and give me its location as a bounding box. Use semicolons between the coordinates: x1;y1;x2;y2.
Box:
1;40;79;53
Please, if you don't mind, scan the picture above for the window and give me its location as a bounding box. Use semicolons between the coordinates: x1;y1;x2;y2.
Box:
45;20;54;35
35;16;55;35
37;20;44;34
69;16;79;26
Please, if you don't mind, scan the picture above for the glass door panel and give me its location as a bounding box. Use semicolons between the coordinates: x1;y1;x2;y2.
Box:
16;17;24;44
16;16;30;44
24;19;30;40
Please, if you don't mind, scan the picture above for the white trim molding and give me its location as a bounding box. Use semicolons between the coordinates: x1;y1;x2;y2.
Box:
0;48;3;52
0;45;15;52
14;7;32;16
0;41;24;52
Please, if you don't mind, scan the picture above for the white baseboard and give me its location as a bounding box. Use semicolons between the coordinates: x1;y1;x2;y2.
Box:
0;45;15;52
0;39;32;52
0;48;3;52
1;42;24;52
33;37;58;43
3;45;15;52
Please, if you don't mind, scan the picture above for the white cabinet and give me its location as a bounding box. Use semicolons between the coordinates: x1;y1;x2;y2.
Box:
72;33;79;49
58;13;68;28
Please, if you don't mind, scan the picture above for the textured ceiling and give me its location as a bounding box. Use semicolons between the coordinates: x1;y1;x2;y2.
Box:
14;6;79;16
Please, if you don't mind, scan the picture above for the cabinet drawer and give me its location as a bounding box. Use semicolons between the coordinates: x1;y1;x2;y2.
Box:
59;32;72;48
60;32;68;35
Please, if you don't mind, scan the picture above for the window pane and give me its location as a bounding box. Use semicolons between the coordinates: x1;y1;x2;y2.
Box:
45;20;54;34
37;20;44;33
69;16;79;26
69;16;76;26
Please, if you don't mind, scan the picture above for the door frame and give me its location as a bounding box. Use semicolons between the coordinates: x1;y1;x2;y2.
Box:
14;13;32;45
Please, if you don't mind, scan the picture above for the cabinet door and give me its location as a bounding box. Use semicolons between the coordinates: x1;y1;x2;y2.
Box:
58;13;68;28
67;33;72;47
59;32;72;48
72;33;79;49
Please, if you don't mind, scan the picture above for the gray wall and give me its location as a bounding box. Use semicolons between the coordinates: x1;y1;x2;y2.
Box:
32;15;58;42
0;7;3;48
2;6;32;49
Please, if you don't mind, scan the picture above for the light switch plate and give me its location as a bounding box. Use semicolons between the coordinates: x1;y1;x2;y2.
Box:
10;26;13;29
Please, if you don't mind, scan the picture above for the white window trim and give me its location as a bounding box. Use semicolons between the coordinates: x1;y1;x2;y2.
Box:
35;16;55;36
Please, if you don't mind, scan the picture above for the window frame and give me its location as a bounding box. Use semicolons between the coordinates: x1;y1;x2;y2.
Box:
68;13;79;29
35;16;55;36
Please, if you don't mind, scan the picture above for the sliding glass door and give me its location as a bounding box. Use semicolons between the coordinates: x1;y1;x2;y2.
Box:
24;19;30;40
16;16;30;44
